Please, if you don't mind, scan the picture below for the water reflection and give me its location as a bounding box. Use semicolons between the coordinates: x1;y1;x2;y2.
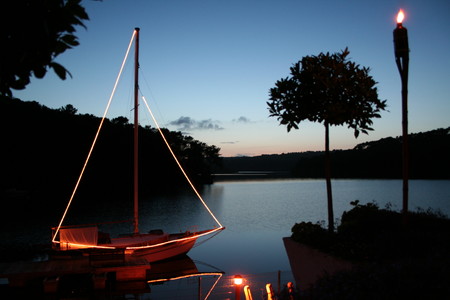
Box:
148;255;224;299
147;256;293;300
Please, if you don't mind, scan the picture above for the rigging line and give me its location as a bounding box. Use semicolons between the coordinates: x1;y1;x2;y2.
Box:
139;68;166;126
141;95;224;228
193;260;226;274
52;30;137;242
193;229;223;249
147;272;223;284
204;273;223;300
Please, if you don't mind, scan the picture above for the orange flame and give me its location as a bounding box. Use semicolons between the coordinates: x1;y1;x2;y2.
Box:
397;9;405;24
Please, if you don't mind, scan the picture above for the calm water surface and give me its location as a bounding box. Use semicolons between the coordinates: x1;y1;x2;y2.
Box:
2;179;449;298
151;178;449;298
189;179;450;274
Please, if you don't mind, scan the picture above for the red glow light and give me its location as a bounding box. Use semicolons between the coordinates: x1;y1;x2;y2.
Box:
233;275;243;285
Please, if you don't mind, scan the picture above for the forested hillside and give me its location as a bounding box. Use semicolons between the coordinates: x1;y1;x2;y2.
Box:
217;128;450;179
1;96;448;211
0;97;221;209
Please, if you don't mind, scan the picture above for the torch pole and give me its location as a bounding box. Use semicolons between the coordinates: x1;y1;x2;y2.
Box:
400;56;409;220
393;13;410;225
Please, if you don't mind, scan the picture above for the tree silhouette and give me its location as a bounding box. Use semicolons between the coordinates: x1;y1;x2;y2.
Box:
112;116;130;126
268;48;386;231
59;104;78;115
0;0;89;97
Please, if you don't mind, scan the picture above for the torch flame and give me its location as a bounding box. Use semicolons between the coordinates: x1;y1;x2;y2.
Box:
397;9;405;24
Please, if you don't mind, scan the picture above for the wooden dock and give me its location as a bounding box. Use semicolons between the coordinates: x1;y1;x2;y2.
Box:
0;252;151;296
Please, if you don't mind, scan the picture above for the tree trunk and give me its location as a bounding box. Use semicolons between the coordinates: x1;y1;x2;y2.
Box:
324;122;334;232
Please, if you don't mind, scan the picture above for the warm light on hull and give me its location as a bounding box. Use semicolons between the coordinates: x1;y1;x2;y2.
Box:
130;238;197;263
52;227;224;263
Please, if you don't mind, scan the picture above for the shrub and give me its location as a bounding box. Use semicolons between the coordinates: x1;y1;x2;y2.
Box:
291;221;333;249
292;200;450;261
291;200;450;298
338;200;400;237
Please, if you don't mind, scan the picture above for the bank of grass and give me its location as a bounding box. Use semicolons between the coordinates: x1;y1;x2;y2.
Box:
291;201;450;299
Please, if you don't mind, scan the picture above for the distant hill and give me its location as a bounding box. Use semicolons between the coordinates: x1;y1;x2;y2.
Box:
214;127;450;180
0;97;221;212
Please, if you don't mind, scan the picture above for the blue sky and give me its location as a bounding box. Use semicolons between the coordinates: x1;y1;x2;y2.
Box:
14;0;450;157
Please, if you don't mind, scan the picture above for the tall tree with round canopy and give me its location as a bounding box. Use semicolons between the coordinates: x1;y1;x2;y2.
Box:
268;48;386;231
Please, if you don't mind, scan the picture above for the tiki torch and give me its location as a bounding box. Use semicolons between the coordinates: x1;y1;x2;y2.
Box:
393;9;410;219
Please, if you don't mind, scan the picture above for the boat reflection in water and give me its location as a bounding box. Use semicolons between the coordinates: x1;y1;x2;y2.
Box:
147;255;224;300
0;253;224;299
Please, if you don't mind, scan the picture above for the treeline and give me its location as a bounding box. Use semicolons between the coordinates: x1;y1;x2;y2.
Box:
217;128;450;179
0;97;221;208
214;152;321;178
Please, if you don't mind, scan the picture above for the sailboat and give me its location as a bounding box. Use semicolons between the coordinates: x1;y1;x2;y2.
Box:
51;28;224;263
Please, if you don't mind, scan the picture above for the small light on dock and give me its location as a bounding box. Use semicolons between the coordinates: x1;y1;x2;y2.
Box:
233;275;243;300
233;274;243;285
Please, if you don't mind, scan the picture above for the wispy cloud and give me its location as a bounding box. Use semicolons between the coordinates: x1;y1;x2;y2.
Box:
233;116;251;123
168;116;224;131
221;141;240;144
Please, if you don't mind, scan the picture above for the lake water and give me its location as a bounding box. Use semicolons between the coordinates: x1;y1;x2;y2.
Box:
2;179;449;298
147;178;450;298
191;178;450;269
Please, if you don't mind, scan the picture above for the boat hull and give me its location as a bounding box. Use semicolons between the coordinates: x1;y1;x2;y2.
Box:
52;227;224;263
129;237;197;263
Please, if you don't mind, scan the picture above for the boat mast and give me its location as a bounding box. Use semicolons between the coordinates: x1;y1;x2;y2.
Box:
133;27;140;235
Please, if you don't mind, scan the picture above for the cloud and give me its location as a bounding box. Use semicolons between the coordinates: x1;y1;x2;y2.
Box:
221;141;240;144
198;119;224;130
233;116;251;123
168;116;224;131
169;116;195;129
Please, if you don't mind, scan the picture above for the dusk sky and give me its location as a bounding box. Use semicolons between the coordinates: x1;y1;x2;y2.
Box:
14;0;450;157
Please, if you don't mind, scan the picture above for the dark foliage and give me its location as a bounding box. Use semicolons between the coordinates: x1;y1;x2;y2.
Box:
291;201;450;298
292;201;450;262
303;259;450;300
291;221;333;250
0;0;89;96
0;97;221;221
267;48;386;137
